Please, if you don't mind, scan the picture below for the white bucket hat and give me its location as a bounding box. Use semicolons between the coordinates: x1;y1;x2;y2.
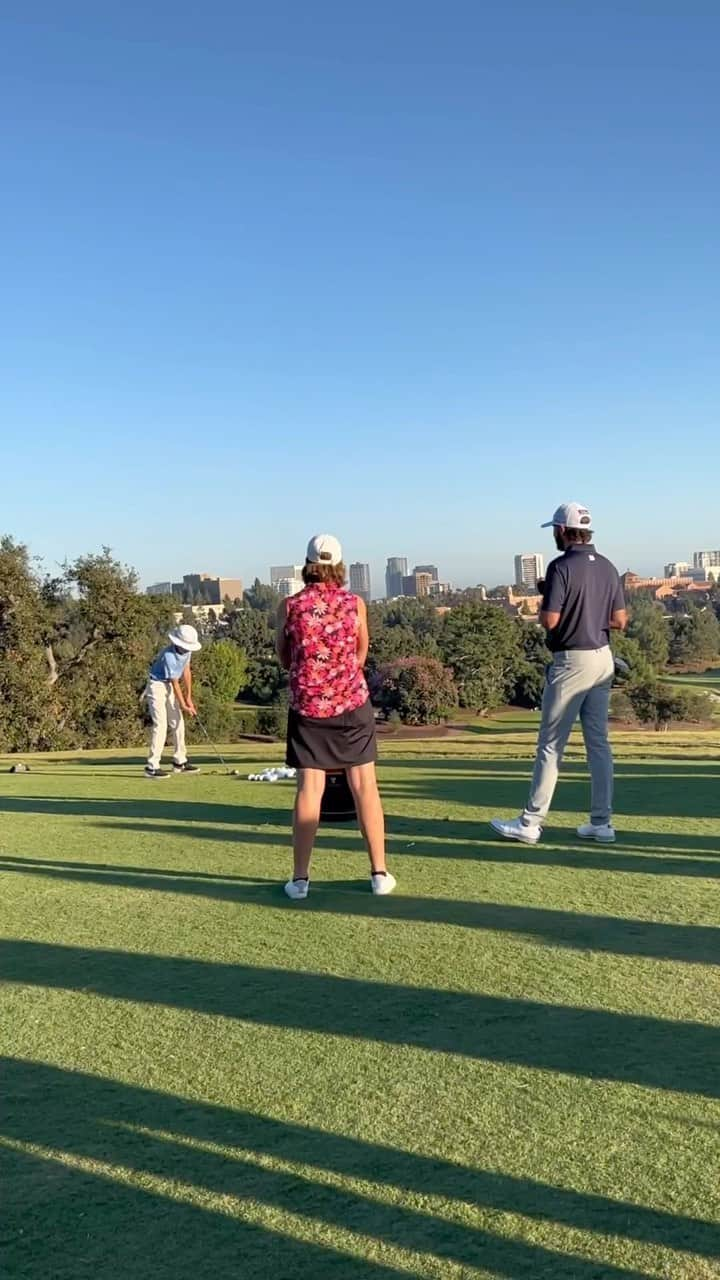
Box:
168;623;202;652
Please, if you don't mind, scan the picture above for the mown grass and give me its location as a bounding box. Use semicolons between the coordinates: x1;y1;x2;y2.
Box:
1;719;719;1278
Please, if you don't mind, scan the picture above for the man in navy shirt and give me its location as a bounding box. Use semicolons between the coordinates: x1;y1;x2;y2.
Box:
491;502;627;844
144;624;202;779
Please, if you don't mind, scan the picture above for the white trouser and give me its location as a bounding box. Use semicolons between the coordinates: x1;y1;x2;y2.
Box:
146;680;187;769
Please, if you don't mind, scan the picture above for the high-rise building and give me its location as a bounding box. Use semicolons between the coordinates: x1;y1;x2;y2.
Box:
385;557;408;598
664;561;690;578
349;562;371;603
276;576;304;598
693;550;720;571
514;553;545;592
402;572;433;598
145;582;173;596
271;564;304;587
413;564;439;582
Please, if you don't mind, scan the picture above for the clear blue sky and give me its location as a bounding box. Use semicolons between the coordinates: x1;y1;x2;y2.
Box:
2;2;718;592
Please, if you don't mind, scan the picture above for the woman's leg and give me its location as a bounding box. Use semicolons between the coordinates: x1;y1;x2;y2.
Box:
292;768;326;879
347;762;387;873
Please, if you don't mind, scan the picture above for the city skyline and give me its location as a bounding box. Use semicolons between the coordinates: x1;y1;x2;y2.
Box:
140;542;720;602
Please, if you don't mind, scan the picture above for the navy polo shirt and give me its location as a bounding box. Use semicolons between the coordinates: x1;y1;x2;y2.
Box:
542;544;624;652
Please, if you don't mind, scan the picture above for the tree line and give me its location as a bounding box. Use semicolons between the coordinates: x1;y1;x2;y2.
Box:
1;541;719;752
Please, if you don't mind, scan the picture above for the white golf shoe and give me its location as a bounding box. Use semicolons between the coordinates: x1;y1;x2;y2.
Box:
284;878;310;900
371;872;397;895
577;822;616;843
490;817;542;845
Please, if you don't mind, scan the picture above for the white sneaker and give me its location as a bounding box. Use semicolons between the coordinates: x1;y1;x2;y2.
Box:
371;872;397;896
284;878;309;900
577;822;616;843
490;817;542;845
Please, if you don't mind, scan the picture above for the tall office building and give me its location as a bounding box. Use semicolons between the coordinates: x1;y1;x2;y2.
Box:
693;550;720;571
349;562;371;603
664;561;690;578
403;571;433;598
385;557;408;598
271;564;304;587
413;564;439;582
145;582;173;596
514;553;545;592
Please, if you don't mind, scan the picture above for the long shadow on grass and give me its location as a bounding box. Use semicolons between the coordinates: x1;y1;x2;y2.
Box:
3;1058;711;1277
2;1142;411;1280
381;765;718;820
0;794;285;827
3;940;720;1098
2;855;718;964
83;820;720;878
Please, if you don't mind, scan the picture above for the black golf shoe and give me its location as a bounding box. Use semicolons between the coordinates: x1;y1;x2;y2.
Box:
144;766;170;780
173;760;201;774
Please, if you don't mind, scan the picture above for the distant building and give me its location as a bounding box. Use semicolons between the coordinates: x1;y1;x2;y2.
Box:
428;581;451;598
402;571;433;598
385;557;408;598
664;561;690;578
413;564;439;582
276;576;304;598
271;564;304;587
693;550;720;571
349;562;371;603
214;578;243;604
514;553;544;592
487;588;542;618
621;571;714;601
151;572;242;605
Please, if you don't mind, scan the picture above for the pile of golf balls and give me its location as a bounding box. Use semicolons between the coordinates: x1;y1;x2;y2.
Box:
247;766;296;783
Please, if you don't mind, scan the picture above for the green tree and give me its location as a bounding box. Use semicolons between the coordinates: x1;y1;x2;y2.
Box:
193;640;248;703
0;537;60;751
511;623;550;708
626;598;670;668
54;551;174;747
438;604;523;712
668;605;720;666
224;605;286;703
376;657;458;725
244;578;280;613
625;680;711;730
610;631;656;684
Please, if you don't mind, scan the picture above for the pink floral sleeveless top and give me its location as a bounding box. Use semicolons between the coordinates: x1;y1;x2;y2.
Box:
286;584;369;717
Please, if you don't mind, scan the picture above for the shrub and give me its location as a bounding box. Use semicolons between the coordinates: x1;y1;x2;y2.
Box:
376;657;458;725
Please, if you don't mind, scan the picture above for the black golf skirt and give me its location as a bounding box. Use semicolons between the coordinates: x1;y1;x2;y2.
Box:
286;698;377;771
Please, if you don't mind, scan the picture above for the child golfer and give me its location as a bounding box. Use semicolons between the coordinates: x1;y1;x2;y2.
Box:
144;624;202;779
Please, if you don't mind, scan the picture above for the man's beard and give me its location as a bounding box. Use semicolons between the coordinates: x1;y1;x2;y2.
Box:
553;530;565;551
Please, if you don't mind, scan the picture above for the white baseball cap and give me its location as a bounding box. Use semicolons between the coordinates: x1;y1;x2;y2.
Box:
306;533;343;566
168;623;202;652
541;502;593;531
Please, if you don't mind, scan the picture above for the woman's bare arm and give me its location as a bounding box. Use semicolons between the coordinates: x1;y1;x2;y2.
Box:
356;597;370;666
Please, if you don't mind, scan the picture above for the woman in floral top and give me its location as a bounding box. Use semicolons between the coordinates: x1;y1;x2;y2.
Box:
276;534;396;900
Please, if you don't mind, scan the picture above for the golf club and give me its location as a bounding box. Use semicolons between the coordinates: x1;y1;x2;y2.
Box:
193;714;239;775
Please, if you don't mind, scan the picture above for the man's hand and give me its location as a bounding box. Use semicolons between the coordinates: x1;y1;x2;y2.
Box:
185;700;198;717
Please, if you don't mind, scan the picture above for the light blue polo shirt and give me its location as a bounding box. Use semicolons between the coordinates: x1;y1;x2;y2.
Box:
149;646;192;682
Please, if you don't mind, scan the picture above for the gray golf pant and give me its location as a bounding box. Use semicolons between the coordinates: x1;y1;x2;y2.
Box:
523;646;615;827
